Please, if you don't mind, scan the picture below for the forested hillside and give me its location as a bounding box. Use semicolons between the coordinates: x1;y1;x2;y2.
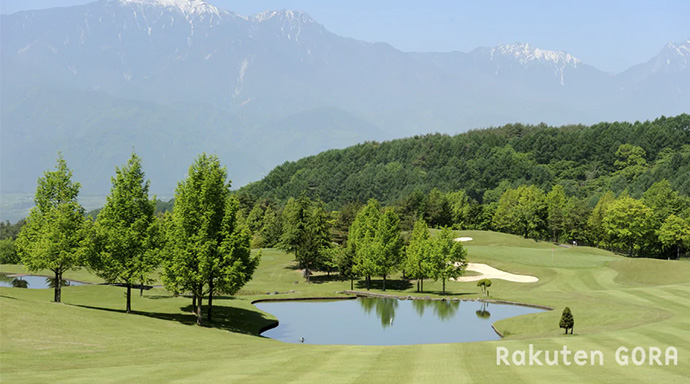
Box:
241;114;690;208
237;114;690;259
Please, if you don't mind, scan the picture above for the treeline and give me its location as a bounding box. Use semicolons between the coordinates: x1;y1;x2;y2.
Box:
231;114;690;259
276;196;468;294
238;179;690;260
10;153;259;326
240;114;690;208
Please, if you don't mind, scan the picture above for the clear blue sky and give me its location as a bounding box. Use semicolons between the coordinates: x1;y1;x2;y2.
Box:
2;0;688;73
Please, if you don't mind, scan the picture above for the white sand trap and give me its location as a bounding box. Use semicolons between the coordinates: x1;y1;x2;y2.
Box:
453;262;538;283
454;237;473;242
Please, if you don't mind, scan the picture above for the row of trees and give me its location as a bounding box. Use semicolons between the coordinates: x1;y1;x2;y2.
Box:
490;181;690;258
236;176;689;261
276;197;468;294
14;153;259;325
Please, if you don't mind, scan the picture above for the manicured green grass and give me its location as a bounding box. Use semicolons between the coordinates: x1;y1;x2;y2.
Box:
2;230;689;383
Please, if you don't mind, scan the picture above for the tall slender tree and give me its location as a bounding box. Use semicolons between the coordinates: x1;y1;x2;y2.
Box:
374;208;403;291
163;154;259;325
280;196;331;281
546;185;566;243
349;200;382;290
15;154;90;303
587;191;615;247
428;227;468;294
405;219;431;292
91;153;159;313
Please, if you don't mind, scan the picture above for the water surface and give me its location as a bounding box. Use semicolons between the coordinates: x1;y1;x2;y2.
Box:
0;274;86;289
255;297;544;345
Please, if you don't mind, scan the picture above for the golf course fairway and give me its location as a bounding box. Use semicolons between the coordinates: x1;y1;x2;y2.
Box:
1;231;688;383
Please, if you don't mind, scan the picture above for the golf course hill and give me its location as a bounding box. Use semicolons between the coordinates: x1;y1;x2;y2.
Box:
1;230;689;382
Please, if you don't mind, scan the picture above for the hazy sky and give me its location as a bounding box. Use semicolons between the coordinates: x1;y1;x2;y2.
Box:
2;0;688;73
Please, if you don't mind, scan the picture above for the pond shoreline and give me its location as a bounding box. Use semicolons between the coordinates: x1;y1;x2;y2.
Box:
252;291;551;341
342;290;554;311
0;273;94;286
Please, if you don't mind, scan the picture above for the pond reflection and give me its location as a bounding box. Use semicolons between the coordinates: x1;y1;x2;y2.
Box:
0;274;85;289
411;299;460;321
256;298;546;345
360;298;398;327
475;301;491;319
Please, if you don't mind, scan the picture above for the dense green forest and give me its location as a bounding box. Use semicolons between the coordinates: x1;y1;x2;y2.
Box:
240;114;690;208
235;114;690;259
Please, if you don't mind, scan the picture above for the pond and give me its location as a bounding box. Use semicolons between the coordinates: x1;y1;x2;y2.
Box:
255;297;545;345
0;273;86;289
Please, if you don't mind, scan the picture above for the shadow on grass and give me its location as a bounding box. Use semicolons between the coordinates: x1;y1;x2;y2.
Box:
355;279;414;291
306;274;343;284
417;291;476;297
73;300;276;335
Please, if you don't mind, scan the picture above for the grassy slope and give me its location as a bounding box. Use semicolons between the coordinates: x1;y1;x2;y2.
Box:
1;231;689;383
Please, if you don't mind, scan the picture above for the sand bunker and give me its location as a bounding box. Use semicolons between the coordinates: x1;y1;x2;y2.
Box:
454;263;538;283
454;237;473;242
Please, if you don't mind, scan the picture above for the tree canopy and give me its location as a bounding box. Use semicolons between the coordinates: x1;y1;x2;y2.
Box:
15;154;90;303
163;154;259;325
91;153;159;313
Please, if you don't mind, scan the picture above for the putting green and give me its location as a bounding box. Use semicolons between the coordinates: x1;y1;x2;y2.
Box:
1;231;688;383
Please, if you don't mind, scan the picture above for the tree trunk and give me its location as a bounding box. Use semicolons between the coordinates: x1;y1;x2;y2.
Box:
421;278;424;293
207;279;214;323
140;284;144;297
416;279;420;293
382;274;386;291
365;275;370;290
196;293;203;326
126;283;132;313
629;238;634;257
54;270;62;303
350;278;353;290
192;295;196;311
678;244;681;260
442;278;446;295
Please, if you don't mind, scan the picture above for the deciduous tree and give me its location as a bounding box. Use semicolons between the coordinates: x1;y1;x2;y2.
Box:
163;154;259;325
348;200;381;290
15;154;90;303
602;196;653;256
405;219;431;292
428;227;468;294
657;214;690;260
546;185;566;243
373;208;403;291
92;153;159;313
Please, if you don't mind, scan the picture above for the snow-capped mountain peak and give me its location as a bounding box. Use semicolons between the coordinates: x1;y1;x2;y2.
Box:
650;39;690;73
493;42;581;67
250;9;315;24
665;39;690;57
115;0;221;16
489;42;582;85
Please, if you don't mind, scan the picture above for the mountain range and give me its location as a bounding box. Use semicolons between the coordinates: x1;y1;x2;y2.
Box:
1;0;688;198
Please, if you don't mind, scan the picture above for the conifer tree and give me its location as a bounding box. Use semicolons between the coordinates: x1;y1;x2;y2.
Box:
559;307;574;334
